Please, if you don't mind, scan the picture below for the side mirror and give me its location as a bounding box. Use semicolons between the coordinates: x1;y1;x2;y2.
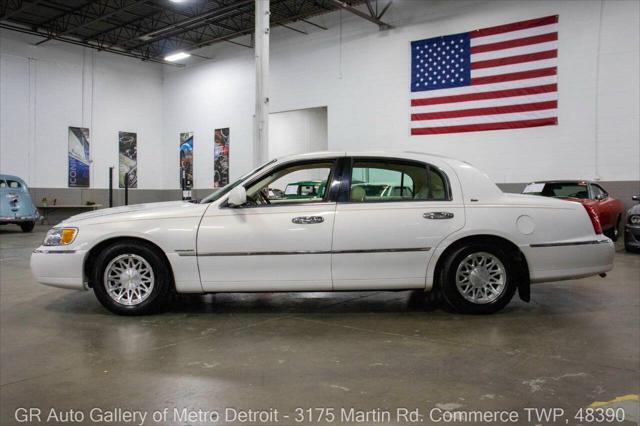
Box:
227;186;247;207
633;195;640;202
595;194;605;201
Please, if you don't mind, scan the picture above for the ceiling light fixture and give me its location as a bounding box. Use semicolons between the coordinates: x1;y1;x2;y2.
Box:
164;52;191;62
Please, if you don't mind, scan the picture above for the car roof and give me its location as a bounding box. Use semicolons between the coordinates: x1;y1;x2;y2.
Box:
0;174;26;183
274;150;459;163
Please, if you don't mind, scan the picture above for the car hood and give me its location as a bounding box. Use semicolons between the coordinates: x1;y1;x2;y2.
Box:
59;201;207;226
628;203;640;216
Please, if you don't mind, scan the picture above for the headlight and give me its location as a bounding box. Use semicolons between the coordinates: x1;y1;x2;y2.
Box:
43;227;78;246
629;215;640;225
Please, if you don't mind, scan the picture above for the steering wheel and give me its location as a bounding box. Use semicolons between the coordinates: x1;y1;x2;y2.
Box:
259;189;271;205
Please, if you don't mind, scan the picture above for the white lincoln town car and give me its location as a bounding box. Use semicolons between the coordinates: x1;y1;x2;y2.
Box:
31;152;614;315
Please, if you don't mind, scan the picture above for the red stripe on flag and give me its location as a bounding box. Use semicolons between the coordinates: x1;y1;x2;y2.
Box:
469;15;558;39
471;50;557;70
470;32;557;54
471;67;556;85
411;84;557;107
411;117;558;135
412;101;557;121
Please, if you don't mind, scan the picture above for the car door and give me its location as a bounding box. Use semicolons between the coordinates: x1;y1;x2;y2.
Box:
197;158;340;292
331;157;465;290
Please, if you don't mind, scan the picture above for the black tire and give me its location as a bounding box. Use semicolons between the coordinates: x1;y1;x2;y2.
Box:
604;216;621;242
440;243;517;314
92;241;172;315
20;221;35;232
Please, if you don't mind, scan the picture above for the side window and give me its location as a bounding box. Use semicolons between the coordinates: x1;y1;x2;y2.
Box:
592;184;607;199
6;180;21;189
349;160;449;202
245;161;334;206
0;180;6;188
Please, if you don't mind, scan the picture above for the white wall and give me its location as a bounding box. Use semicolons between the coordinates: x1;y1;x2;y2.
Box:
1;0;638;192
0;30;164;189
162;0;639;188
268;107;328;159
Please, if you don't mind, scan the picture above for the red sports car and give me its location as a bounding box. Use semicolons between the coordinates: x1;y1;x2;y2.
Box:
523;180;625;241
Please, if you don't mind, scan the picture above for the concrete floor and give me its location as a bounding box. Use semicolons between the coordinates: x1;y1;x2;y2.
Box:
1;225;639;425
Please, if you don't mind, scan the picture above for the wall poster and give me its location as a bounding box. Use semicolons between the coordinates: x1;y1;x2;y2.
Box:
68;127;90;187
179;132;194;190
214;128;229;188
118;131;138;188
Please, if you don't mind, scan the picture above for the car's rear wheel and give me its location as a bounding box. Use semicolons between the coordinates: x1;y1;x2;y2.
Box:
604;216;621;242
20;221;35;232
440;243;517;314
92;241;172;315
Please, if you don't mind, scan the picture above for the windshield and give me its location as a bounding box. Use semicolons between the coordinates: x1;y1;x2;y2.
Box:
523;182;589;199
200;159;277;203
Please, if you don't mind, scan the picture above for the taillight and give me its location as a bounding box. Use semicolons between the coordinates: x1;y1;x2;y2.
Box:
583;205;602;235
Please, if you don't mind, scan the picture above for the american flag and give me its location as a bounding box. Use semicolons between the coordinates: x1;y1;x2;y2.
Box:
410;15;558;135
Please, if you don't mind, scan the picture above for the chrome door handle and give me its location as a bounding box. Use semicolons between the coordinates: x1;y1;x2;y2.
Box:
292;216;324;224
423;212;454;220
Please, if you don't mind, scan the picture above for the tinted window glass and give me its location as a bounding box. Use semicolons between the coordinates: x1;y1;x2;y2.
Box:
349;160;448;202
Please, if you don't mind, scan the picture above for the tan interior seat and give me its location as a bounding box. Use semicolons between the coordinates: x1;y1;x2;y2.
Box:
350;186;366;202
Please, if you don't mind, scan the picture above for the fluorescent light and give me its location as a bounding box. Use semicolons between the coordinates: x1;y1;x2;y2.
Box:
164;52;191;62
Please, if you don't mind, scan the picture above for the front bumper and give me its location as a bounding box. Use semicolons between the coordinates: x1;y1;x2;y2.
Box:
524;238;614;283
624;225;640;249
30;248;87;290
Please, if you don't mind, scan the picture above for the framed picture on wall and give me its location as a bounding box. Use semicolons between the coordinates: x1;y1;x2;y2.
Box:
119;131;137;188
180;132;194;190
68;127;90;187
214;128;229;188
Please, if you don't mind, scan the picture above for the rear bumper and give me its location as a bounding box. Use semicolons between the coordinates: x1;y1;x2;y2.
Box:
624;225;640;249
30;248;87;290
0;214;39;224
523;238;614;283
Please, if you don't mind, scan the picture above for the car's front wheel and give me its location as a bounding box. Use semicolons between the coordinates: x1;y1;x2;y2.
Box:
440;243;517;314
92;241;172;315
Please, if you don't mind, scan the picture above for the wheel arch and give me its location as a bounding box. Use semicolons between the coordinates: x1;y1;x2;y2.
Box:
83;236;176;289
430;234;531;302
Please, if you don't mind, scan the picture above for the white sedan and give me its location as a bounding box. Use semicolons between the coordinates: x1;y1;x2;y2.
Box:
31;152;614;315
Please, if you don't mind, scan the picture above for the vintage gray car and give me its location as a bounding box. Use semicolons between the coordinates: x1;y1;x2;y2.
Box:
0;174;39;232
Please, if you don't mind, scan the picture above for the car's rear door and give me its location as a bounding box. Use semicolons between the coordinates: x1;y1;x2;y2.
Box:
331;157;465;290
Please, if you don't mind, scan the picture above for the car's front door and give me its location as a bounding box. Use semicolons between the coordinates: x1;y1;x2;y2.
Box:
331;157;465;290
590;183;613;229
197;158;339;292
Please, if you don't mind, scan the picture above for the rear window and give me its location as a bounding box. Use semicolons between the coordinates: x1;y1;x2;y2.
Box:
524;182;589;199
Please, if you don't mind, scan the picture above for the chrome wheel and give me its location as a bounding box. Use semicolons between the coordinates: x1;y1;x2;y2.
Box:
103;254;155;306
455;252;506;304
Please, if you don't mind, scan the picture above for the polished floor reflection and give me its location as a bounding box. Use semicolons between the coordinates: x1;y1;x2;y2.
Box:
1;227;639;425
